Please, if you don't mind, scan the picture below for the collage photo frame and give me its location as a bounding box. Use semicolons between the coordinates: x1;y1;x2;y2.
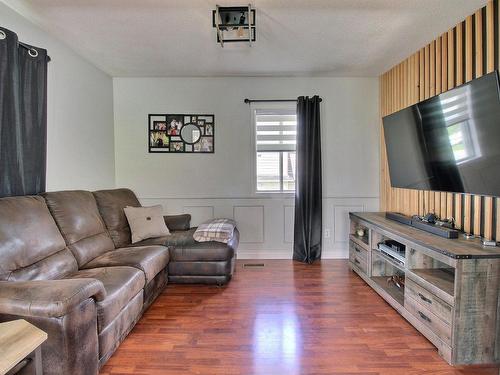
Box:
148;114;215;153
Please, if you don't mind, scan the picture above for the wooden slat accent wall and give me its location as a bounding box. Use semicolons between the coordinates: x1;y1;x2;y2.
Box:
379;0;500;240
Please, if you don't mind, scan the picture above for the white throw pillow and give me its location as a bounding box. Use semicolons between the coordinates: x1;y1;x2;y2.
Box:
124;205;170;244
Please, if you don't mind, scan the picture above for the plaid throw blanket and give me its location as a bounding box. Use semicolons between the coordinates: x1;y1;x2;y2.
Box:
193;218;237;243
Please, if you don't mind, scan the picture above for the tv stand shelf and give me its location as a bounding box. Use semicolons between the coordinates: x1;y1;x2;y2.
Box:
371;275;405;305
410;268;455;298
349;211;500;366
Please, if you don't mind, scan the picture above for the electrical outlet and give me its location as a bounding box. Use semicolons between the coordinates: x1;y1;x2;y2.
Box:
324;229;331;238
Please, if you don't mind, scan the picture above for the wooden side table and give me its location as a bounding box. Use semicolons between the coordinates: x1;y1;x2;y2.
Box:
0;320;47;375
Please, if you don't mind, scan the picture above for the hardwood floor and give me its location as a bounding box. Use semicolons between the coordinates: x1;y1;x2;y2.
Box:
100;260;499;375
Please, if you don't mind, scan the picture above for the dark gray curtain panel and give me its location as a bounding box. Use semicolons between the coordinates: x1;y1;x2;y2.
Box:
293;95;322;263
0;27;48;197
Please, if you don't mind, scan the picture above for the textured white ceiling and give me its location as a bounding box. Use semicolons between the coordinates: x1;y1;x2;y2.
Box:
2;0;488;77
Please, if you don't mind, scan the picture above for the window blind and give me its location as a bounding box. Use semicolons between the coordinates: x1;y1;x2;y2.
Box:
255;109;297;152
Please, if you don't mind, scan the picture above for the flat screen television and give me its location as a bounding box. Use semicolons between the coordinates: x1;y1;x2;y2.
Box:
382;71;500;197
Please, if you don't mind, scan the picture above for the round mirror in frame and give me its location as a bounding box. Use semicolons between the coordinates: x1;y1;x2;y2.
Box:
180;123;201;144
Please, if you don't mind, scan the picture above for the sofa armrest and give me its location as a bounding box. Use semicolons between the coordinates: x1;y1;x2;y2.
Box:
164;214;191;231
0;278;106;318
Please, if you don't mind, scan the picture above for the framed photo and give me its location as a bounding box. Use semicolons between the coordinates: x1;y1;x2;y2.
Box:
166;115;183;136
205;124;213;135
148;114;215;153
153;121;167;131
150;131;169;148
170;142;184;152
194;136;214;152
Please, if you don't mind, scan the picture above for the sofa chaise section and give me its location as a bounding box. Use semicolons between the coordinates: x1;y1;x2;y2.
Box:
166;229;239;284
138;227;239;284
93;188;239;285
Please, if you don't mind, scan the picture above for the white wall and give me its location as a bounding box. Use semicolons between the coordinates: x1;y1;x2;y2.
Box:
0;2;115;191
114;77;379;258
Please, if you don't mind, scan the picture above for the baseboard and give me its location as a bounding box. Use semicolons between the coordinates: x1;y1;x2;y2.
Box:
237;251;292;259
237;246;348;260
321;248;349;259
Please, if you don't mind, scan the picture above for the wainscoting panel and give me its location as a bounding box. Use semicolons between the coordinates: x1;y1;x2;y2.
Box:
233;206;265;244
139;196;379;259
380;0;500;240
283;205;295;244
182;206;214;226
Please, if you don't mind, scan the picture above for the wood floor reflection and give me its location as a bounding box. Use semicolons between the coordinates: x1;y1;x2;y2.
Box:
100;260;499;375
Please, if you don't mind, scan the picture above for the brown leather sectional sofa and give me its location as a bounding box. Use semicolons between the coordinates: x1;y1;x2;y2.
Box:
0;188;239;375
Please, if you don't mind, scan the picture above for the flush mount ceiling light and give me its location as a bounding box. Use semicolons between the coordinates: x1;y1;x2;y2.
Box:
212;4;255;47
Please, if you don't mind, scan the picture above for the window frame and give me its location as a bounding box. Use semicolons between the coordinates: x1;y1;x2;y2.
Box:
250;102;297;196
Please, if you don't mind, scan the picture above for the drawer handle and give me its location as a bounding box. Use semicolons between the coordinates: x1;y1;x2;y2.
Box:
355;247;361;253
418;293;432;304
418;311;432;323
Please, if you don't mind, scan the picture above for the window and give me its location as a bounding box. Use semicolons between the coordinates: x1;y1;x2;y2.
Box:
447;121;472;162
253;107;297;192
440;86;481;165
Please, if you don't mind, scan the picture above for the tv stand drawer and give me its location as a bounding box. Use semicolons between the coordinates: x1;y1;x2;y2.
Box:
405;277;453;324
350;256;367;275
349;240;368;262
349;243;368;275
404;295;451;346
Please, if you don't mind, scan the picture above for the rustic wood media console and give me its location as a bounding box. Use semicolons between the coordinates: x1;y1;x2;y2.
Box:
349;212;500;366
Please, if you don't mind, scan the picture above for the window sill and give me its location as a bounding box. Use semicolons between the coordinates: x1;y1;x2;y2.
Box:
254;191;295;199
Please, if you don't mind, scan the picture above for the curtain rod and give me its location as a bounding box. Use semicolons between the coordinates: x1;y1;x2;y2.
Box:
244;98;322;104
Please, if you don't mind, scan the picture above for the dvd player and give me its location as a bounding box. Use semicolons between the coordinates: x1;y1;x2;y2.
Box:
378;241;405;266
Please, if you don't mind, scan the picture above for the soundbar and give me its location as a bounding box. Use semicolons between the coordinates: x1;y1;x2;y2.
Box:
410;219;459;239
385;212;459;239
385;212;413;225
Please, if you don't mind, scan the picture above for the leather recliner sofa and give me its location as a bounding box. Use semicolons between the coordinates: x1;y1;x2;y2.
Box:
0;189;239;375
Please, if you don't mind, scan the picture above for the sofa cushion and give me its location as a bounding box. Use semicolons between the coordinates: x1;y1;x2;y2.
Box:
124;205;170;243
71;266;144;332
42;191;115;267
4;249;78;282
82;246;169;284
164;214;191;231
93;189;141;248
132;228;197;248
0;195;77;281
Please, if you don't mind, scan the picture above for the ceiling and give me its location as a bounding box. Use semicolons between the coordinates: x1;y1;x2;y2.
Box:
2;0;488;77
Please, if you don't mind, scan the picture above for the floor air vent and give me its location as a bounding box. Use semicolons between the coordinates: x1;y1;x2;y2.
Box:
242;263;265;268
